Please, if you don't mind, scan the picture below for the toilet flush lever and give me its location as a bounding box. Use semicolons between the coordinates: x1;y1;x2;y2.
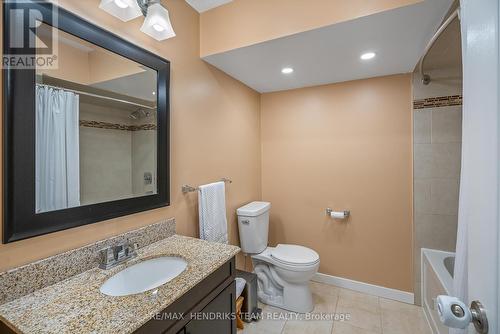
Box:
241;219;250;225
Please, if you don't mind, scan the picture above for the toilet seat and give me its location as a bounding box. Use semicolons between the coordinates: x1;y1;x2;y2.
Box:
270;244;320;266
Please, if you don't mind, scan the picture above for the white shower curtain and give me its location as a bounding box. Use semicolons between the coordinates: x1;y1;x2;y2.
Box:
35;85;80;213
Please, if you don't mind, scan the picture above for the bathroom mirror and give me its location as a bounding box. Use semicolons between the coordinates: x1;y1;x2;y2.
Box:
3;1;170;242
35;23;159;213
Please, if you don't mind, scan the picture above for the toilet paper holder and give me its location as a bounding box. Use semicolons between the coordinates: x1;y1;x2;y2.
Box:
326;208;350;219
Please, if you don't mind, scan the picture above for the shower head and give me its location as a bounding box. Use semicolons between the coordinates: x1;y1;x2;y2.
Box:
130;109;153;120
129;111;139;120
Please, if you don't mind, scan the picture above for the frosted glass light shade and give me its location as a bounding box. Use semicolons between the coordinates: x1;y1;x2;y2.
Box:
140;3;176;41
99;0;142;22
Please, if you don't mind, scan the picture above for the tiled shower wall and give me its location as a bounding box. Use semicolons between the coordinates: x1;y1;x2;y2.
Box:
411;8;462;304
413;100;462;305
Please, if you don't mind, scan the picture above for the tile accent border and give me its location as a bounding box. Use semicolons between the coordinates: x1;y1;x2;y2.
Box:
80;120;157;131
413;95;462;110
313;272;415;305
0;218;176;304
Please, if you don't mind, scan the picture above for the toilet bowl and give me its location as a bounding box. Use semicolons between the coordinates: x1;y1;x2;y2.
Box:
237;202;320;313
252;245;320;313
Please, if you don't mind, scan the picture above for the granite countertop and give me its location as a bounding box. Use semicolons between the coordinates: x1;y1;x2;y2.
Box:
0;235;240;334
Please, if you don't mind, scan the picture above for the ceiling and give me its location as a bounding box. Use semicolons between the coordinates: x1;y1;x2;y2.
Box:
185;0;232;13
93;70;158;102
424;19;461;71
203;0;454;93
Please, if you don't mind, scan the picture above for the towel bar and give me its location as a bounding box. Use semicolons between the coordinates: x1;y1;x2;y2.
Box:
182;178;232;193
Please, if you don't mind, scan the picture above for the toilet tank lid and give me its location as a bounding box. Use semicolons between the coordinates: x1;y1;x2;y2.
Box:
237;202;271;217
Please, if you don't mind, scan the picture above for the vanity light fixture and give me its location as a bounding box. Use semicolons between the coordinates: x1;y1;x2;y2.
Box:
114;0;131;9
140;2;176;41
99;0;176;41
281;67;294;74
360;52;376;60
99;0;142;21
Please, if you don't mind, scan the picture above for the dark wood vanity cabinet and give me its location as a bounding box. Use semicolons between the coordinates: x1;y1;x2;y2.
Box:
135;257;237;334
182;282;236;334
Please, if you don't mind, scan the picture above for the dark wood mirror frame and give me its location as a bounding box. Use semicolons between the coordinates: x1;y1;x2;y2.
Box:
2;0;170;243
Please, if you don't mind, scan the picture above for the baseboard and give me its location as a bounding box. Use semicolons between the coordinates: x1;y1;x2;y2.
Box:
312;273;415;304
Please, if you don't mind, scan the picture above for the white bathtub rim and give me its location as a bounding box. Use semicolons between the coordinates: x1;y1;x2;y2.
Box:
421;248;455;295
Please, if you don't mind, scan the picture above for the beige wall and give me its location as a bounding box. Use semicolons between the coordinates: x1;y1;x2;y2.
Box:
39;39;92;84
261;74;414;292
0;0;262;272
88;47;145;84
39;28;145;86
200;0;421;57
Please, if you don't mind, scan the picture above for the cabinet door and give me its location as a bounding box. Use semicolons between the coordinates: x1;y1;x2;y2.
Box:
184;281;236;334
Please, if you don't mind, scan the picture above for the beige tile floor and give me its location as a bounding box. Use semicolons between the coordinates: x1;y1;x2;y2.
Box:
238;282;431;334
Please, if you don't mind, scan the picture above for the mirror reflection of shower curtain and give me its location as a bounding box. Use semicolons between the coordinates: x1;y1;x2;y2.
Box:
35;85;80;213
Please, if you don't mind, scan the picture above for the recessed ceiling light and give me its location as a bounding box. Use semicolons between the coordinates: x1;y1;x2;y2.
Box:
281;67;294;74
360;52;376;60
152;91;156;95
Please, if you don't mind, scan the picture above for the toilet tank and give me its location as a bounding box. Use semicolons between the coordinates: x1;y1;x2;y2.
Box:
237;202;270;254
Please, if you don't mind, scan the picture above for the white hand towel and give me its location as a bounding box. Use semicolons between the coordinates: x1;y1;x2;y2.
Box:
198;181;228;244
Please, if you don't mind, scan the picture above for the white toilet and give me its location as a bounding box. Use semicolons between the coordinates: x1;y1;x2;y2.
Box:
237;202;320;313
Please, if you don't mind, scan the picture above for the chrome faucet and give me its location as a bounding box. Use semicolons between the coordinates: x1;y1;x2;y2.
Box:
99;240;139;270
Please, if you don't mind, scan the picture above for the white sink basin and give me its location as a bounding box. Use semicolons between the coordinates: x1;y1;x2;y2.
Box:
100;256;188;297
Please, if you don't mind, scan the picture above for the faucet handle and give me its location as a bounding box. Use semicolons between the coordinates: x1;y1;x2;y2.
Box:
126;238;139;256
99;247;116;269
126;237;139;249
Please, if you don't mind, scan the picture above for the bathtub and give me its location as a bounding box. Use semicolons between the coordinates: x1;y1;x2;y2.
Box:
421;248;455;334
